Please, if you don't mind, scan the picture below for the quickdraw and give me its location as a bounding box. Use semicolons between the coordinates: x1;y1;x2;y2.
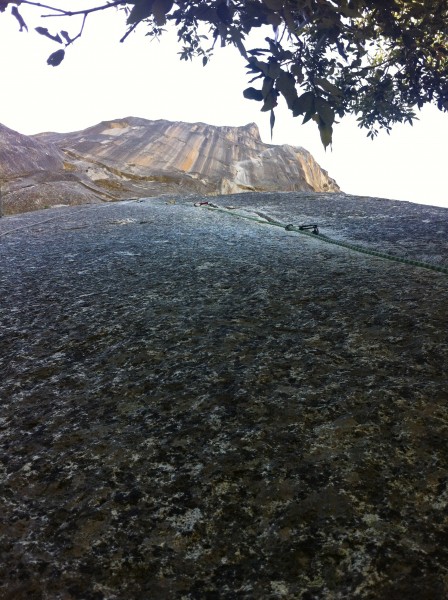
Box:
195;201;448;275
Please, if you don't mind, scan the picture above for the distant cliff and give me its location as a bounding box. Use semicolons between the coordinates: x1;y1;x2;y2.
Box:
1;118;339;215
0;123;107;215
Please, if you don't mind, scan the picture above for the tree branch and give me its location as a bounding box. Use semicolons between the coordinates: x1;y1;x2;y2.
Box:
18;0;126;18
120;22;138;43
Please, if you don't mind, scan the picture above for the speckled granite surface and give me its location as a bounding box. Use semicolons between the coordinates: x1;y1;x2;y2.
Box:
1;193;447;599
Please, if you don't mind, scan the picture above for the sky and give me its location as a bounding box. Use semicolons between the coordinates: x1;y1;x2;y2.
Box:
0;3;447;208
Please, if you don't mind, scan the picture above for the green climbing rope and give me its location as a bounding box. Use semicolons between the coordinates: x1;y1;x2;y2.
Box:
203;204;448;276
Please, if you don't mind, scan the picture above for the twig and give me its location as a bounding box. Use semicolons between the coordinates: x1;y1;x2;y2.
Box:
25;0;125;18
120;22;138;43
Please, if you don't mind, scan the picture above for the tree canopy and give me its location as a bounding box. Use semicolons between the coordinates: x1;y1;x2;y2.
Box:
1;0;447;146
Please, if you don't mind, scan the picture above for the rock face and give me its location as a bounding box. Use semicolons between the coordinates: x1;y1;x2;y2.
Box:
1;193;447;598
0;117;339;214
0;123;111;215
0;123;62;177
36;117;339;197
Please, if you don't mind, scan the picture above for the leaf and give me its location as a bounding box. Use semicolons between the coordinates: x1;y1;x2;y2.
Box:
247;48;268;56
292;91;314;118
266;12;282;28
246;57;270;76
291;63;304;83
243;87;263;101
35;27;62;44
270;109;276;139
314;77;343;97
315;97;335;126
261;89;278;112
266;59;281;79
263;0;283;10
47;49;65;67
152;0;173;26
248;73;263;83
261;76;274;99
231;29;247;59
340;0;361;18
60;30;72;44
302;107;315;125
127;0;154;25
276;70;298;109
318;122;333;149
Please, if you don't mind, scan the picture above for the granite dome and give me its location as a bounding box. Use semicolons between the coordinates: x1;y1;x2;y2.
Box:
1;117;339;215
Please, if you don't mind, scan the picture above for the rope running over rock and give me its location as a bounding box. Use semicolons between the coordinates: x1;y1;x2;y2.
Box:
201;203;448;276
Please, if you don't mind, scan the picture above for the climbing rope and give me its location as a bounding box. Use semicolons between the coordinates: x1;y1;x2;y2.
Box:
2;199;446;276
195;201;448;276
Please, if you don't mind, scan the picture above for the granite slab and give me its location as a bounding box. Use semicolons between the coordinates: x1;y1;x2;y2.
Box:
1;192;447;599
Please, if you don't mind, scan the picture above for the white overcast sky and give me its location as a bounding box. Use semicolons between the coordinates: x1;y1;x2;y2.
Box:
0;3;447;207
